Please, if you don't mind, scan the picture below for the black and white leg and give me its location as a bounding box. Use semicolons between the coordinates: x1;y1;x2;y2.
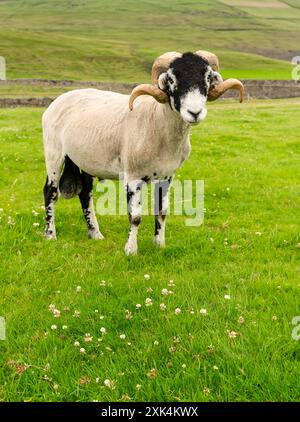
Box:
79;171;104;240
125;179;143;256
154;177;172;247
44;175;59;240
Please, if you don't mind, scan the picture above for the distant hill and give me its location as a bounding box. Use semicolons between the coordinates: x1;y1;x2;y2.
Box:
0;0;298;82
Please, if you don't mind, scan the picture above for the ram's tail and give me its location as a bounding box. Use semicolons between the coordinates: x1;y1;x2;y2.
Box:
59;156;82;199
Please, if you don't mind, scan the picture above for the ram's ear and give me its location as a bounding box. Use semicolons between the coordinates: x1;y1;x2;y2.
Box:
211;70;223;86
157;72;168;90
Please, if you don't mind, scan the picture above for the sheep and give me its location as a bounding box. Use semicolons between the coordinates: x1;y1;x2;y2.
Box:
42;50;244;255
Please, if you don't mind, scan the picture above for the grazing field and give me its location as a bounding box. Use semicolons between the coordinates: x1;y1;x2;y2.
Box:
0;98;300;401
0;0;297;83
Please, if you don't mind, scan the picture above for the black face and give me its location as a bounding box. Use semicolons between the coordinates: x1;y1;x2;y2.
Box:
164;52;212;112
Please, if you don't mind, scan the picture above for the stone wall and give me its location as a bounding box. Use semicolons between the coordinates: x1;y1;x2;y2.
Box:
0;79;299;107
225;79;300;100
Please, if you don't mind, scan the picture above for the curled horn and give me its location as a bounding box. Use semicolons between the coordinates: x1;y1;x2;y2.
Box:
195;50;220;71
195;50;244;102
208;78;244;103
129;52;182;110
129;84;169;111
151;51;182;85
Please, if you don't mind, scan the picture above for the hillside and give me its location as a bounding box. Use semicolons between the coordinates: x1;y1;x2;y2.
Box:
0;0;299;82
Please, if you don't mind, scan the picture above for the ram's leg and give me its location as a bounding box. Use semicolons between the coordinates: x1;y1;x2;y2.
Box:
125;180;143;256
154;178;172;247
44;175;59;240
79;171;104;240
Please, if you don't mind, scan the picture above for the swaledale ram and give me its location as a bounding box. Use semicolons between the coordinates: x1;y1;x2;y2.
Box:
42;50;244;255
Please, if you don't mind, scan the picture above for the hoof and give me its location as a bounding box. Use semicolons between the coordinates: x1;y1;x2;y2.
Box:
88;230;104;240
45;232;57;240
154;235;165;248
125;241;137;256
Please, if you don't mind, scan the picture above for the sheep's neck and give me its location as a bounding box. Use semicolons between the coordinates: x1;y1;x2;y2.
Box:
157;102;190;148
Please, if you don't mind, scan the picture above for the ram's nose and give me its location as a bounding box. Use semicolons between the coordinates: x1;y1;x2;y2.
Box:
187;109;202;120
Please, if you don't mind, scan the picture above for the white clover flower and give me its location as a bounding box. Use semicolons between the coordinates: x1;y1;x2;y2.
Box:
168;290;174;295
100;327;107;334
76;286;82;293
94;309;99;313
49;304;61;318
73;310;80;318
238;316;245;325
136;304;142;309
32;222;40;227
213;365;219;371
174;308;181;315
182;364;187;369
32;210;39;216
120;334;126;340
145;298;153;307
104;379;115;389
200;308;207;315
144;274;150;280
50;324;57;331
228;330;238;339
272;315;278;321
160;303;166;311
99;280;106;287
255;231;262;236
95;377;100;383
203;387;210;396
84;333;93;342
125;310;133;320
136;384;142;390
147;287;153;293
153;341;159;346
79;348;86;354
62;325;68;330
100;315;104;320
7;216;15;226
53;309;61;318
74;341;80;347
168;280;175;287
224;294;231;300
161;288;169;296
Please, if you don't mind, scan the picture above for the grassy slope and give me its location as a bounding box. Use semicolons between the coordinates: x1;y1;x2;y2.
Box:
0;0;297;82
0;99;300;401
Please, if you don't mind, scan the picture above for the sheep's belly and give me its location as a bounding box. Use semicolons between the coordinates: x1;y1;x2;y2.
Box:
67;152;122;180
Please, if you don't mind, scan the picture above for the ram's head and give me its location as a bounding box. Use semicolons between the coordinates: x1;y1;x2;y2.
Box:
129;50;244;125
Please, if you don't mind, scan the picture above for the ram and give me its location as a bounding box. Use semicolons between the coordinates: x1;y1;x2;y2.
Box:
42;50;244;255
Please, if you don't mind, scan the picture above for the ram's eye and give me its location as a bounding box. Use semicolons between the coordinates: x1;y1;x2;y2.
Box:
168;78;174;85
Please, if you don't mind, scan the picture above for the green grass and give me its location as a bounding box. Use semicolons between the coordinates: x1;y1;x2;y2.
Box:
0;0;296;82
0;82;131;99
1;98;300;401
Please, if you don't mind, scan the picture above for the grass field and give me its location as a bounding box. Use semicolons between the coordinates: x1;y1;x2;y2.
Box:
1;98;300;401
0;0;297;83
